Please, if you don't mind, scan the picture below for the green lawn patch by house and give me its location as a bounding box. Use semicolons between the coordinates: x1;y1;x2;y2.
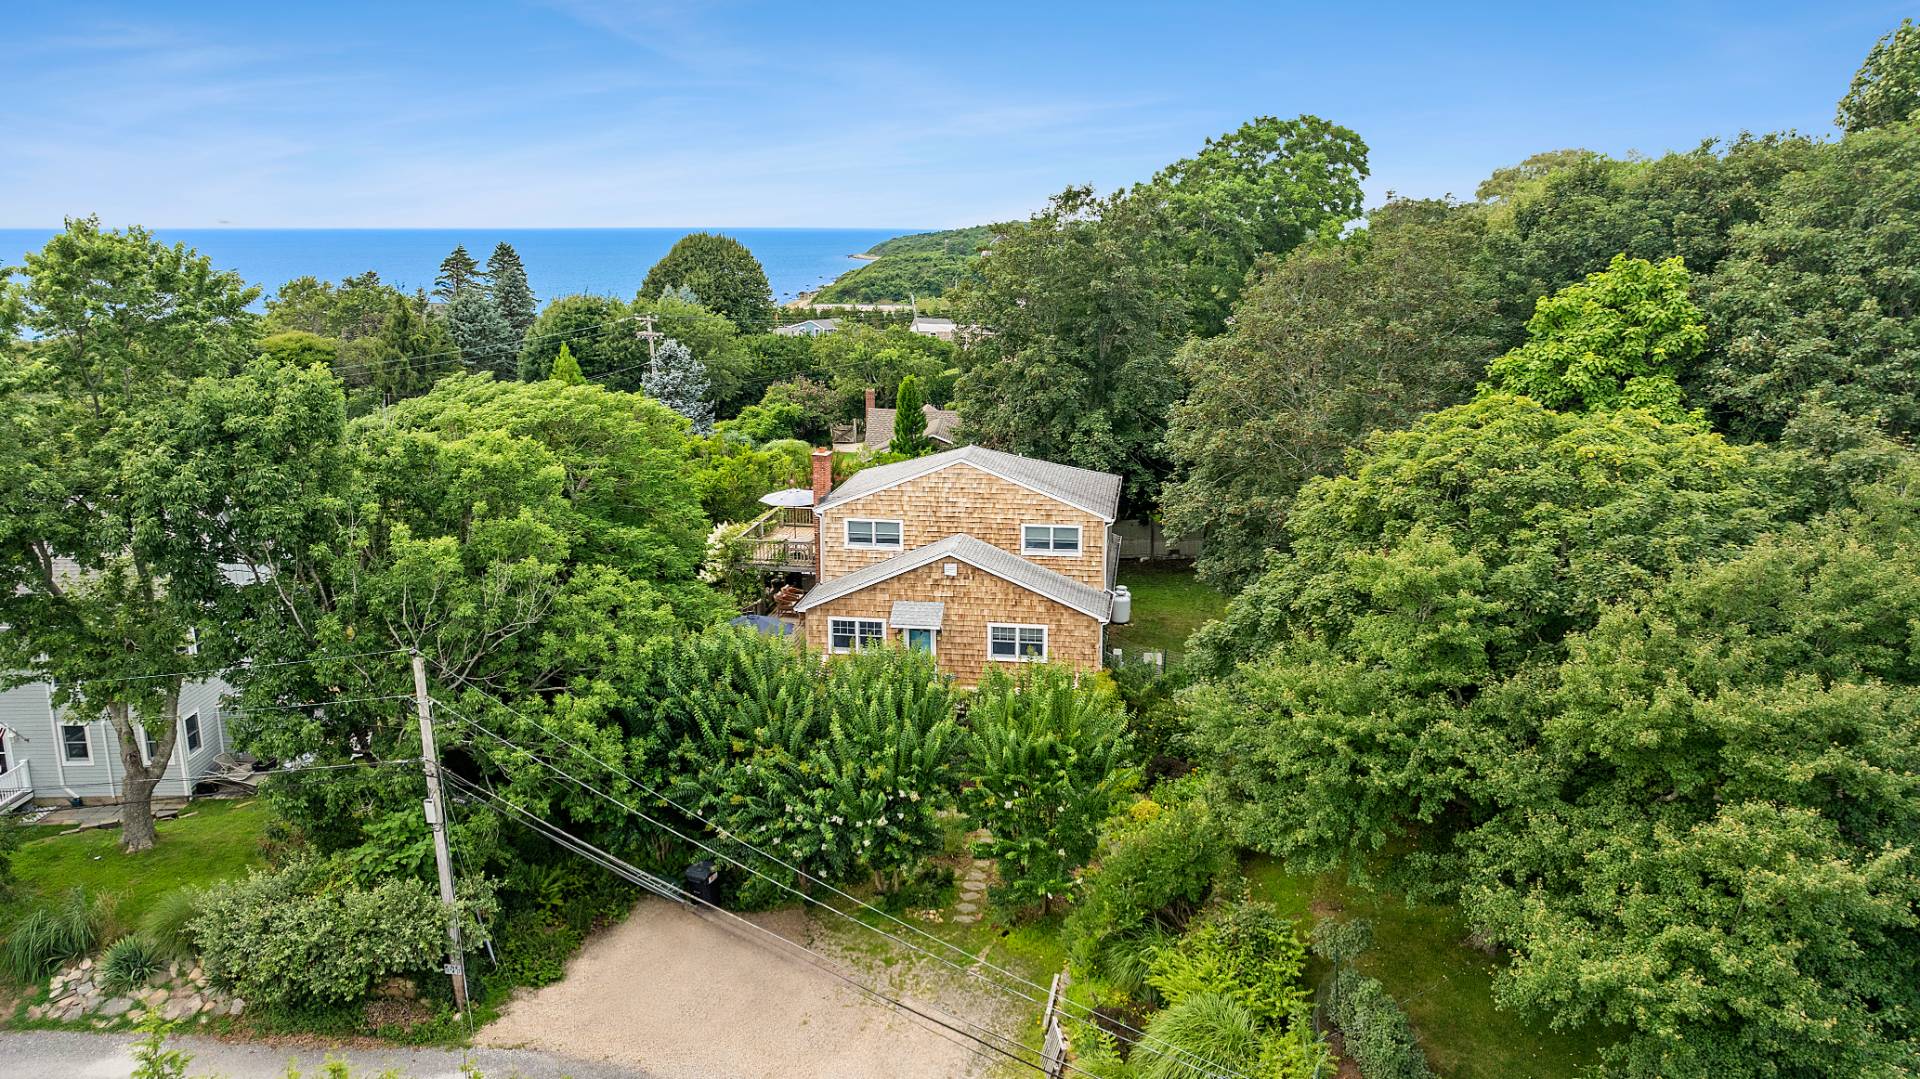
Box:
1108;562;1228;663
2;799;269;936
1245;857;1608;1078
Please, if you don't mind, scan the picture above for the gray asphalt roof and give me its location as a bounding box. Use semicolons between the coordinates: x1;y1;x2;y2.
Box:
794;534;1113;621
888;600;945;629
819;446;1122;520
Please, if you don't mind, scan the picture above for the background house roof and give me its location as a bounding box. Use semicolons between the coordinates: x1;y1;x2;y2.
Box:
820;445;1122;520
863;402;962;449
795;533;1113;621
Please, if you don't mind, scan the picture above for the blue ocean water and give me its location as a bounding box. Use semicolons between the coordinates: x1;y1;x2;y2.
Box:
0;227;916;305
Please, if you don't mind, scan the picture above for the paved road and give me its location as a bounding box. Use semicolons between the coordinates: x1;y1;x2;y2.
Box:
0;1029;651;1078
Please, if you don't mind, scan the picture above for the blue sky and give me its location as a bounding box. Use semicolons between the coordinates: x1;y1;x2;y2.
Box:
3;1;1911;228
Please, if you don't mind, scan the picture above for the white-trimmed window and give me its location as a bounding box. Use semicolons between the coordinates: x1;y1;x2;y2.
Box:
1021;524;1082;556
988;623;1049;661
184;712;203;753
829;618;886;653
844;519;903;549
904;627;936;653
61;723;92;763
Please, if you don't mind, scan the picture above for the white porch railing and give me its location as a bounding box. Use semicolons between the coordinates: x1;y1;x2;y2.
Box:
0;759;33;811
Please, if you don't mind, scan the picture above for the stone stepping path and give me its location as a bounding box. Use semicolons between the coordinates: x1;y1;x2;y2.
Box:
25;957;242;1028
953;829;997;924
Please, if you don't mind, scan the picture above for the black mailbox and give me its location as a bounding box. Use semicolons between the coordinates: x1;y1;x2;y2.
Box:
684;859;719;905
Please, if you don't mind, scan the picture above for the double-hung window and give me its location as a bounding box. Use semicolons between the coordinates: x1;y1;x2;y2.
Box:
988;623;1048;661
1021;524;1082;556
844;519;903;549
61;723;91;763
829;618;886;653
184;712;204;753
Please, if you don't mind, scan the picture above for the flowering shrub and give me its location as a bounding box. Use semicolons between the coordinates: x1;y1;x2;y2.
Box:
961;664;1136;912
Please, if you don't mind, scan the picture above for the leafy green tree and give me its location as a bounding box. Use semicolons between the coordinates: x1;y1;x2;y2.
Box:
258;330;340;372
1698;122;1920;440
1143;114;1370;333
446;288;519;377
516;293;643;385
641;338;714;433
640;232;775;333
1473;148;1600;202
888;373;933;456
1163;199;1498;586
548;342;584;384
635;291;754;411
487;242;537;335
1185;394;1785;682
1478;137;1816;349
434;244;480;300
183;373;719;861
265;271;400;340
809;324;957;419
1484;254;1701;418
1837;18;1920;133
954;185;1188;505
361;288;455;404
961;665;1136;912
0;219;261;851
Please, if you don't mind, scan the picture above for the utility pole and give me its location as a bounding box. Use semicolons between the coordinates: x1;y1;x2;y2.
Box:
411;650;469;1012
635;313;662;366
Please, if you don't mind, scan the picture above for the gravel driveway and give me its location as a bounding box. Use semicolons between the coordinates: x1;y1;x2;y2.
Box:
478;898;1020;1079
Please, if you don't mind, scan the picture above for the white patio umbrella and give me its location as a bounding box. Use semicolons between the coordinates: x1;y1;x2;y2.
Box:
758;488;816;508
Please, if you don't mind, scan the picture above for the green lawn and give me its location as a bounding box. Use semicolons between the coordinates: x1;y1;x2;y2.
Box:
1245;857;1609;1079
2;799;270;934
1108;562;1228;662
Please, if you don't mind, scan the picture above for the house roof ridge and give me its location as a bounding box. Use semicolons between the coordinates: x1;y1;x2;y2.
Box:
818;446;1122;520
793;532;1112;621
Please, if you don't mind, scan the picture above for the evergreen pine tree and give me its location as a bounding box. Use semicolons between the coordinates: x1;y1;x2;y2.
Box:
549;342;585;385
447;289;518;377
487;242;537;335
641;337;714;432
434;245;481;300
889;374;934;456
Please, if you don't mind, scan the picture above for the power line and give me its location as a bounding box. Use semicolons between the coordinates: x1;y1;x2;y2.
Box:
429;690;1240;1078
55;647;416;691
4;756;421;799
433;698;1224;1079
441;771;1063;1078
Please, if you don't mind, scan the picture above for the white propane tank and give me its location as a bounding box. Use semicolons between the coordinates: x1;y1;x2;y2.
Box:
1110;585;1132;625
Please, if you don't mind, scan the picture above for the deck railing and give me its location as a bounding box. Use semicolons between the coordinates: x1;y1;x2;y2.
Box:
741;506;819;574
0;758;32;811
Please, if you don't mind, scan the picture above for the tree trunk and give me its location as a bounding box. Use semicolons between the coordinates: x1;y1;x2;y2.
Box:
108;693;181;855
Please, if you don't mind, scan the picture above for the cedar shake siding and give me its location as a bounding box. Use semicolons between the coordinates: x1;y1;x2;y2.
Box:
800;559;1103;687
819;464;1111;588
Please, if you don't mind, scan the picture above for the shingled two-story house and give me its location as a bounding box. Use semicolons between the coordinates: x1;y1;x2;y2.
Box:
793;445;1130;685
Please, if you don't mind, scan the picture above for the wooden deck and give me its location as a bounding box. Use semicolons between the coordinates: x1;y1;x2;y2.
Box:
742;507;818;575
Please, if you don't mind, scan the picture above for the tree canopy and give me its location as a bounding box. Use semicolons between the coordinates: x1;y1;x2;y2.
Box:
1837;18;1920;133
640;232;775;333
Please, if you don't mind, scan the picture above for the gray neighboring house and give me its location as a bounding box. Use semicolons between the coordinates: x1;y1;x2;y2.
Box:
772;317;840;337
0;675;236;811
0;556;241;811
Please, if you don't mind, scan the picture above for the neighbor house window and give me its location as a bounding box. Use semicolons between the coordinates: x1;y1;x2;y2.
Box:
184;712;203;753
61;723;91;763
829;618;886;653
1021;524;1082;555
844;519;903;549
988;623;1049;661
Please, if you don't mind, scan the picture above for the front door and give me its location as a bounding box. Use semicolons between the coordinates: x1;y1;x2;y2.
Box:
905;628;935;653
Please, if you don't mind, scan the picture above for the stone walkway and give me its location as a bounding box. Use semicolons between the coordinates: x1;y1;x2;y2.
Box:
952;829;996;924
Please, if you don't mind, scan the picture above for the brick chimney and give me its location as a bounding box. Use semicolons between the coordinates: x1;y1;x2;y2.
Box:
864;386;877;410
810;447;833;579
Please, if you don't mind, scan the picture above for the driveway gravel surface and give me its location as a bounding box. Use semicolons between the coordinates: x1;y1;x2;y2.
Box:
477;898;1018;1079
